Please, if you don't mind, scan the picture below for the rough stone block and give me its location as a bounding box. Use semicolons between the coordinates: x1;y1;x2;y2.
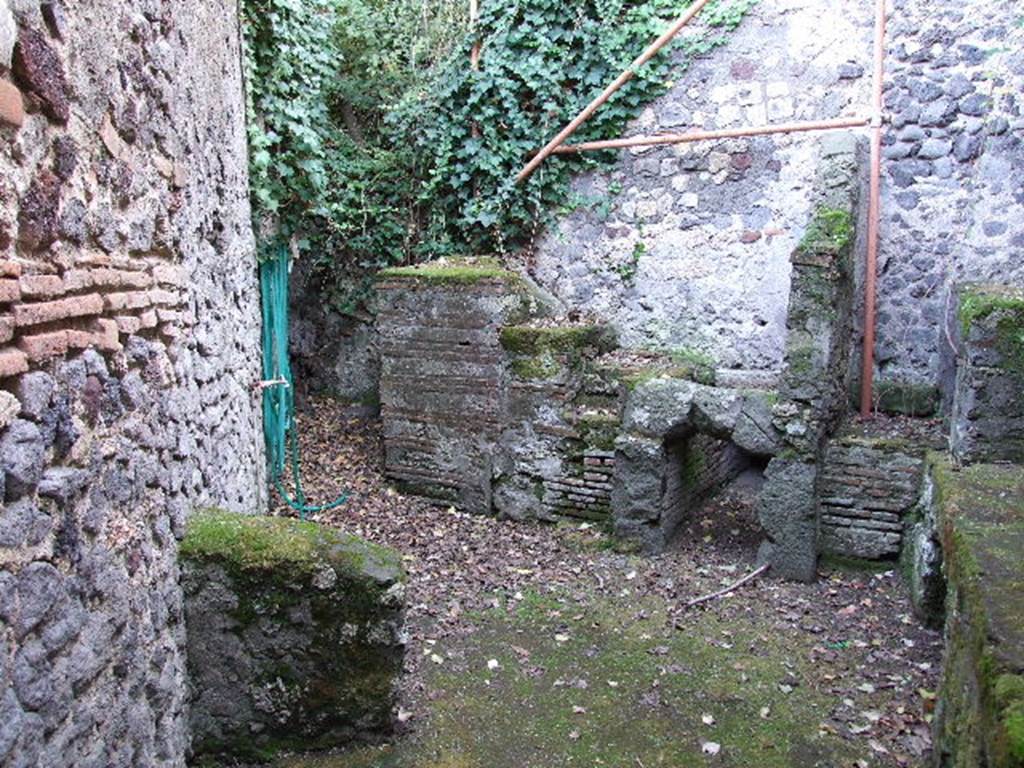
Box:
952;284;1024;464
0;390;18;429
757;458;819;582
12;25;70;123
0;418;45;501
621;378;697;438
182;510;406;763
0;314;13;343
16;169;62;251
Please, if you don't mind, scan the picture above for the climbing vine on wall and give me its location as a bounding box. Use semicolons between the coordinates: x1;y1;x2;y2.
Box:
240;0;758;314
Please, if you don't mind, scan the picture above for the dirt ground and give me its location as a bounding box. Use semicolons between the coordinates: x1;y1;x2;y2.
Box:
260;396;943;768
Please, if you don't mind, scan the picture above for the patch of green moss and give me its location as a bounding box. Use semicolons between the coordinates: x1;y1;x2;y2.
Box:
996;675;1024;764
820;553;896;575
378;257;517;285
959;284;1024;377
928;455;1024;767
290;588;861;768
509;355;562;380
785;345;815;379
181;509;403;581
499;325;616;356
794;207;854;259
871;380;941;417
576;412;620;452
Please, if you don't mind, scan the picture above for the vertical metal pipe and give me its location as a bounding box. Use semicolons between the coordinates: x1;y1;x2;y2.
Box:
860;0;887;418
470;0;481;70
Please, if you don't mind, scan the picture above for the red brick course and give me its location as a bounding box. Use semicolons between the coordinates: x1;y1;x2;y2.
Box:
0;347;29;378
13;293;103;326
18;330;69;361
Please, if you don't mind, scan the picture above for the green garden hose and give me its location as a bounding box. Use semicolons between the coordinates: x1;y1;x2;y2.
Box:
260;243;348;517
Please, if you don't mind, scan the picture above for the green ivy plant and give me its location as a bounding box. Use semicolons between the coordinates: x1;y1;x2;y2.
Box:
240;0;758;314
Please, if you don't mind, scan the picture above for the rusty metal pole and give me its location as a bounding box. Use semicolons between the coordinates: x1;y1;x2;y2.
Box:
470;0;481;70
514;0;714;184
470;0;481;139
551;116;870;154
860;0;887;417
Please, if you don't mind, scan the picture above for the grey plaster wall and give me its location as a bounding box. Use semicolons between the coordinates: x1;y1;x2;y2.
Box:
531;0;874;376
530;0;1023;401
0;1;263;766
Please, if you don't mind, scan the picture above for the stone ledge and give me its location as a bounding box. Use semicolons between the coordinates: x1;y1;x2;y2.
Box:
181;510;406;763
378;257;520;286
925;457;1024;768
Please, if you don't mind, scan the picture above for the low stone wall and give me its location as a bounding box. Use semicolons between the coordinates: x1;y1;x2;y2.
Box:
377;261;781;551
181;510;406;763
907;458;1024;768
818;437;926;560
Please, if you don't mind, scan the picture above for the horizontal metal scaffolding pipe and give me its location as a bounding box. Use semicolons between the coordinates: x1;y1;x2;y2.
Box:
551;116;871;154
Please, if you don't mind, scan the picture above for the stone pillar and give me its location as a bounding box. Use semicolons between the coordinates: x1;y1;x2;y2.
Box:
757;136;860;581
376;260;535;513
181;510;406;762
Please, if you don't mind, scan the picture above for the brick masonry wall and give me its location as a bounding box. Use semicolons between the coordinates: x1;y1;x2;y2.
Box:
818;441;925;560
377;276;525;513
0;2;263;766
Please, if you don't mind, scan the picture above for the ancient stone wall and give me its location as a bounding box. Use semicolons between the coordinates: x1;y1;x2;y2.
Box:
818;438;925;560
0;1;263;766
874;0;1024;398
302;0;1021;412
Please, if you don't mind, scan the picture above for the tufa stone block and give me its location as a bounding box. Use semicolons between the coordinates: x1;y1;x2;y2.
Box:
17;169;61;250
182;510;406;763
12;25;70;124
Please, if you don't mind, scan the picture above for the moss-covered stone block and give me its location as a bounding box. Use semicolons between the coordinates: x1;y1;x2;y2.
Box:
500;324;617;381
953;284;1024;464
927;458;1024;768
182;510;406;763
792;207;854;267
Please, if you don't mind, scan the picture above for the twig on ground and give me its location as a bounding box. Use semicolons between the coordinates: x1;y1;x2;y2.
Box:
685;564;770;608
